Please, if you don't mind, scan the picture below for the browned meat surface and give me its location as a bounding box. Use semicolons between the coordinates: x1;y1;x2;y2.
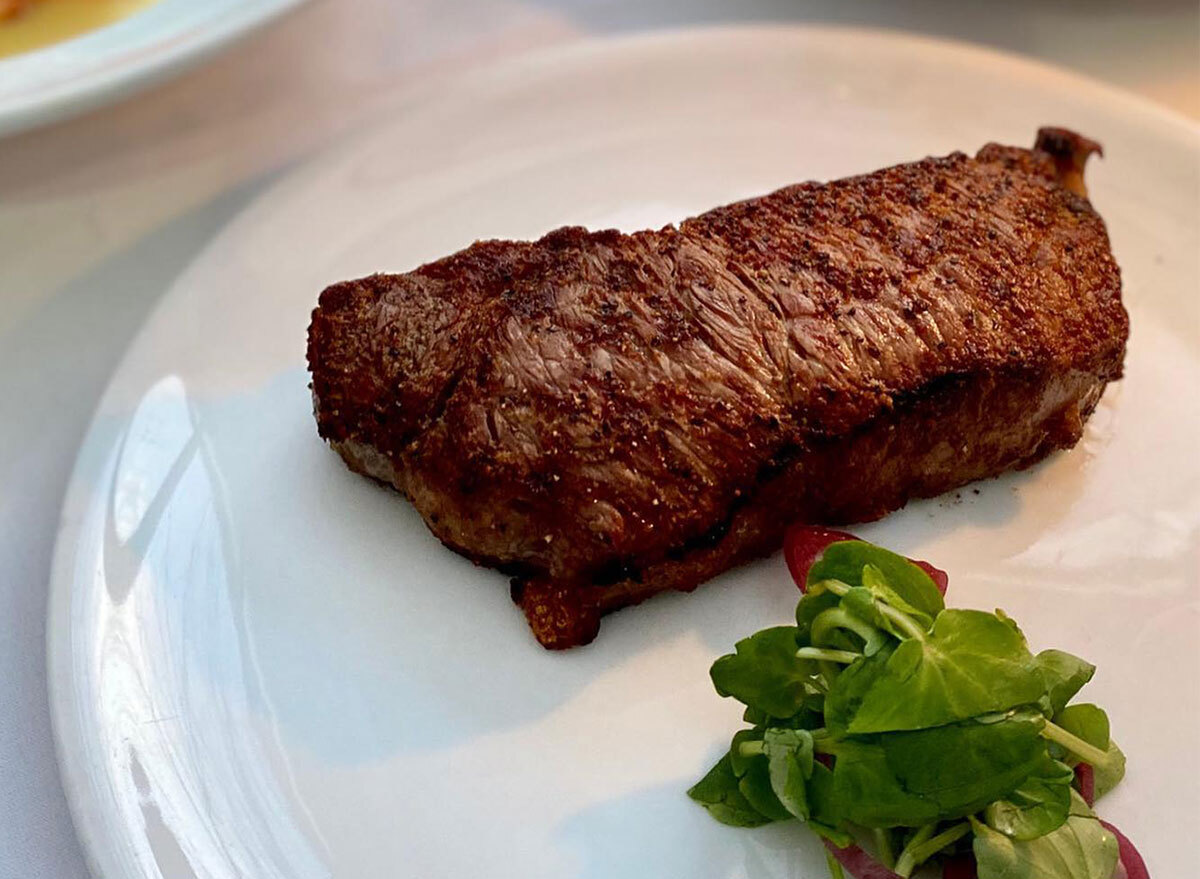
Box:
307;128;1127;649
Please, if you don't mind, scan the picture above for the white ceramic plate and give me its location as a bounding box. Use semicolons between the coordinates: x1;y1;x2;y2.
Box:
49;26;1200;879
0;0;306;137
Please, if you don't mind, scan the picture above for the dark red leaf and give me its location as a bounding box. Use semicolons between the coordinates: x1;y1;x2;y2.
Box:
783;525;950;596
822;840;903;879
784;526;859;591
1074;762;1095;807
1100;821;1151;879
912;559;949;595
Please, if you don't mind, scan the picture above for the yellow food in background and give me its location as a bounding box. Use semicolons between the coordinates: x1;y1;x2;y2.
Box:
0;0;157;59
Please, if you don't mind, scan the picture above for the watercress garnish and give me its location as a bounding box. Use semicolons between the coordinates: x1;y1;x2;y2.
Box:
688;536;1135;879
824;609;1048;736
687;753;773;828
710;626;819;719
972;791;1120;879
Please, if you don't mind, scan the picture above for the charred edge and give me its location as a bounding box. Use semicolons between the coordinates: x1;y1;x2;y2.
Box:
1035;127;1103;199
889;371;972;411
665;509;738;562
509;577;526;604
589;557;643;587
755;442;802;485
593;377;981;588
498;559;541;580
585;449;790;589
518;578;603;650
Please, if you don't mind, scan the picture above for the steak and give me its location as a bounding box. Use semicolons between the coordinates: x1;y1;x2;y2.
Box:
307;129;1127;649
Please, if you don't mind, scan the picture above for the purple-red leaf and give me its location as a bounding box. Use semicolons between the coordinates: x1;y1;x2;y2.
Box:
783;525;949;595
1100;821;1150;879
784;526;859;592
822;840;903;879
1074;761;1096;807
913;559;949;595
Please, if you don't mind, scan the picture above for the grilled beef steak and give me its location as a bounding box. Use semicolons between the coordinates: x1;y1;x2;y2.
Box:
308;128;1127;649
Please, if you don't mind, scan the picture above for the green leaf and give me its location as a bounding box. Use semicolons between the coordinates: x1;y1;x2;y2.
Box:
840;586;889;631
1035;650;1095;716
1054;704;1109;751
812;821;855;850
738;759;795;822
796;590;842;645
762;727;814;820
824;847;847;879
1090;741;1126;801
806;541;944;619
984;754;1074;840
726;729;795;822
884;709;1049;817
827;740;939;827
830;709;1048;827
687;754;774;827
861;564;934;631
1053;703;1126;799
743;705;824;729
995;607;1021;635
806;761;853;844
742;706;769;726
710;627;817;718
826;609;1046;736
729;729;762;777
973;791;1119;879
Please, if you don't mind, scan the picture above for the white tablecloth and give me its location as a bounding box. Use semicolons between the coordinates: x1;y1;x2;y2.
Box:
0;1;1195;876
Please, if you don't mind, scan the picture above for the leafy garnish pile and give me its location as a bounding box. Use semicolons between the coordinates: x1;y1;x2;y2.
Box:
688;533;1143;879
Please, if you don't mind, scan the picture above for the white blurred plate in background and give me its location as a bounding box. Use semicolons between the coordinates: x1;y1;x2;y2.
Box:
0;0;306;137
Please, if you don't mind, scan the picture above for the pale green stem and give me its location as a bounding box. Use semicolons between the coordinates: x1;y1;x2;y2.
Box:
797;646;862;664
894;822;971;877
901;823;936;853
872;827;896;869
1042;720;1110;767
877;602;927;641
738;731;834;758
892;823;935;877
737;741;765;758
810;605;882;689
810;607;881;648
810;578;852;597
824;848;846;879
814;577;927;641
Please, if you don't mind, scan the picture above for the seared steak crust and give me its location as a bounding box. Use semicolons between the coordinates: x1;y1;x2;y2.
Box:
308;129;1127;648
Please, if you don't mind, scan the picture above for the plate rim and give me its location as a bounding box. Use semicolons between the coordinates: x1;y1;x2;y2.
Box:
0;0;309;137
45;22;1200;879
